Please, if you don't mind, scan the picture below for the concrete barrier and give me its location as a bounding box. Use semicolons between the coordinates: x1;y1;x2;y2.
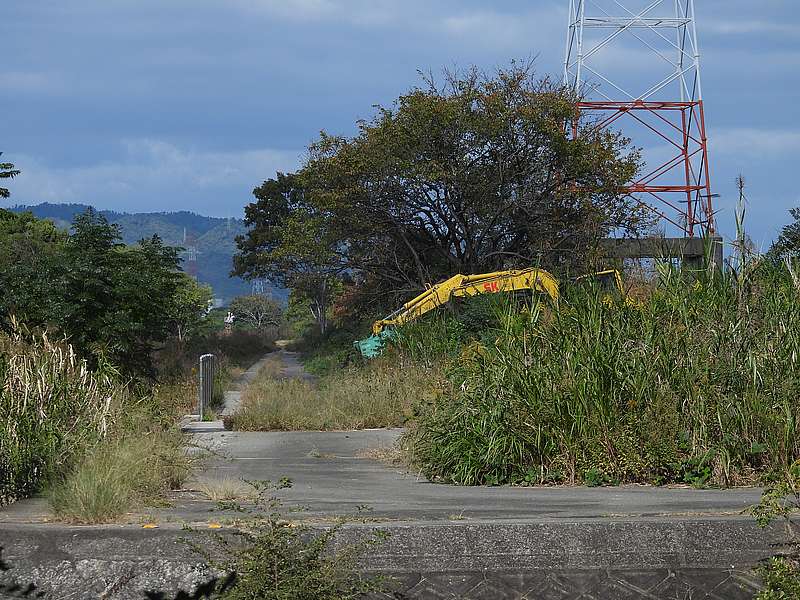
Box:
0;516;781;599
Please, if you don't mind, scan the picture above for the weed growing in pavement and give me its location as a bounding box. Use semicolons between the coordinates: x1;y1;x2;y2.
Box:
187;479;389;600
750;461;800;599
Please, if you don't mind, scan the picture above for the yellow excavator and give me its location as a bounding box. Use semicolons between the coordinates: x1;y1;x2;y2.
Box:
355;267;624;358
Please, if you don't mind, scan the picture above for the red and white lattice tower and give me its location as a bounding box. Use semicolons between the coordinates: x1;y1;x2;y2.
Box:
564;0;715;236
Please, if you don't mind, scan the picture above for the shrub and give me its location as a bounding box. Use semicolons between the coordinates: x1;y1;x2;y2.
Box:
403;264;800;486
156;330;277;378
750;460;800;599
192;481;387;599
395;293;515;365
0;321;191;516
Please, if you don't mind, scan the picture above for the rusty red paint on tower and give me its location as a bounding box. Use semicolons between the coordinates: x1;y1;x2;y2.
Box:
565;0;715;237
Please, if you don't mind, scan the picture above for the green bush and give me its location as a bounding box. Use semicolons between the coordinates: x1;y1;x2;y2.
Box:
156;330;277;378
395;293;530;366
0;322;191;514
757;558;800;600
294;327;363;377
192;481;387;599
403;264;800;486
750;460;800;598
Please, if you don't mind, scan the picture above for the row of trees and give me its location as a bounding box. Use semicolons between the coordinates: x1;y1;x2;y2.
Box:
233;64;649;328
0;208;213;377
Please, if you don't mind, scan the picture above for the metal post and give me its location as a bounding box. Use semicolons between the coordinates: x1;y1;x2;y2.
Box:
198;354;215;421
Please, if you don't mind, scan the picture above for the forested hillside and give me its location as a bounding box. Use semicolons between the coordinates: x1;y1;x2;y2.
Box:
11;203;285;303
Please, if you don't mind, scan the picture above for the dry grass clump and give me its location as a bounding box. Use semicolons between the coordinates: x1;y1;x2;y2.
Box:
230;361;437;431
50;430;190;523
355;445;404;466
195;476;260;502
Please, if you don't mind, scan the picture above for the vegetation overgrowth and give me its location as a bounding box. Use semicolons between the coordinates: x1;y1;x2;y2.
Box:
0;208;280;517
402;262;800;487
750;461;800;598
190;480;388;599
0;324;125;504
231;357;433;431
234;63;648;329
0;323;191;516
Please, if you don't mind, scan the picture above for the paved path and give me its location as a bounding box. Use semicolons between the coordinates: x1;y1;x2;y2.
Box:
183;428;761;523
0;350;772;600
178;347;761;524
182;348;312;433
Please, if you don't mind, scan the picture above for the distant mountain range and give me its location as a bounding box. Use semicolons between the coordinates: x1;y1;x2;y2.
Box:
10;203;285;304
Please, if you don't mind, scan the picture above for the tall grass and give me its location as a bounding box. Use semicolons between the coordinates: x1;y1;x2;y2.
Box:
0;321;192;521
230;359;437;431
0;323;123;504
50;430;189;523
403;263;800;487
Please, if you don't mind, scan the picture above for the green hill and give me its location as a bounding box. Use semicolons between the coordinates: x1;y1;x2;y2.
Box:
10;203;285;304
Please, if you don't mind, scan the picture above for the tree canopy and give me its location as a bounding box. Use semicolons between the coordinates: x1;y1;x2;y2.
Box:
0;209;212;377
0;153;20;199
769;207;800;258
235;64;645;314
229;294;283;331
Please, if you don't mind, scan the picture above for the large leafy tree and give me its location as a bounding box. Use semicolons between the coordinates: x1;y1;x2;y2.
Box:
169;275;213;343
0;209;208;377
769;207;800;259
236;64;645;313
233;173;343;333
0;210;67;327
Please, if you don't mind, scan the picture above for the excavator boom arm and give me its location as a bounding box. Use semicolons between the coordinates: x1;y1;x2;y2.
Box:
372;268;559;334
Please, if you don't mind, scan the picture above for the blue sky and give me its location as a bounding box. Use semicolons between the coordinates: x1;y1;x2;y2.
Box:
3;0;798;248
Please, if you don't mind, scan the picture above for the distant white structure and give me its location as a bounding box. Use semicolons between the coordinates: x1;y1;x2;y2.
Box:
223;311;235;335
251;278;272;297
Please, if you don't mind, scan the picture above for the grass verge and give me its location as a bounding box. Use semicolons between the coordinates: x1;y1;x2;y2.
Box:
229;359;438;431
50;430;190;523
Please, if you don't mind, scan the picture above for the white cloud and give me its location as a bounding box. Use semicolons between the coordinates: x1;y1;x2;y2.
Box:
233;0;337;21
706;20;800;36
440;8;564;52
710;128;800;158
10;140;302;216
230;1;566;51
